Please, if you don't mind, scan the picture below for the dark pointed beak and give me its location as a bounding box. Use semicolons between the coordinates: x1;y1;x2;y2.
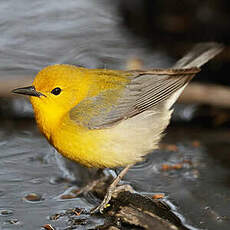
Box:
12;86;45;97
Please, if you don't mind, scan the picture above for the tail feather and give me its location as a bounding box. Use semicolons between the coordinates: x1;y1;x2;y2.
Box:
165;42;223;109
173;42;223;68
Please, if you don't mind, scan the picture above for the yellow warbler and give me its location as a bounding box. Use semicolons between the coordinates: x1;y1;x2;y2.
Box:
12;43;222;213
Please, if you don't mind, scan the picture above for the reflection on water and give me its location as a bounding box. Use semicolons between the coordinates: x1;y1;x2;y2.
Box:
0;120;230;229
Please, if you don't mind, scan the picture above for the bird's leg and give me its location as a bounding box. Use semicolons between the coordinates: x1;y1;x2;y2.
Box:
90;164;133;214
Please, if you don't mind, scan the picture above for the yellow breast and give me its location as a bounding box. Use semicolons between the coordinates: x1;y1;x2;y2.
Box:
50;107;171;169
50;115;129;168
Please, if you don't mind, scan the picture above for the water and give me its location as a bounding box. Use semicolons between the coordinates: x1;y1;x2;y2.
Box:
0;0;170;78
0;120;230;229
0;120;102;229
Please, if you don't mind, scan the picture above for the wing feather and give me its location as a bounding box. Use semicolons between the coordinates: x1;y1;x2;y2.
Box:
70;68;198;129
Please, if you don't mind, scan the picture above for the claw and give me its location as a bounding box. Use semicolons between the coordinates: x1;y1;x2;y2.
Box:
90;193;112;214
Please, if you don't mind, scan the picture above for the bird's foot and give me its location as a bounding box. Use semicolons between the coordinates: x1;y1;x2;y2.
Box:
90;183;134;214
90;184;114;214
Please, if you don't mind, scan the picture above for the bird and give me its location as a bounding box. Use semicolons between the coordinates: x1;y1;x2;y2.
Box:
12;42;223;213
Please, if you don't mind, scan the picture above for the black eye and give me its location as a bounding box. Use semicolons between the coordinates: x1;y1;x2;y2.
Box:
51;87;62;95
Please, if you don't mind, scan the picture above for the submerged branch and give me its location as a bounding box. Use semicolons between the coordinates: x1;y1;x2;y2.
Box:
179;82;230;108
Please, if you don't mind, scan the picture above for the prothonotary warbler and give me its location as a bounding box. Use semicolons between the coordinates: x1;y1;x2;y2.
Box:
12;43;223;213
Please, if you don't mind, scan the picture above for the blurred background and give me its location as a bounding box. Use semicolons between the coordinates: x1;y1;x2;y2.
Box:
0;0;230;229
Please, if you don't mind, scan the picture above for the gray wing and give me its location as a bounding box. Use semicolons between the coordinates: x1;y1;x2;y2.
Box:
70;68;198;129
70;42;223;129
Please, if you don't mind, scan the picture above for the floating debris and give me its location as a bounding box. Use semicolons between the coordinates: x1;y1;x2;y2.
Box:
0;209;13;216
23;192;43;202
42;224;56;230
152;193;165;199
60;194;77;200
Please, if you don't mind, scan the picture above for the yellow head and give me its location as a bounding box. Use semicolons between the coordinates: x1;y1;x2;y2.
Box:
12;64;91;139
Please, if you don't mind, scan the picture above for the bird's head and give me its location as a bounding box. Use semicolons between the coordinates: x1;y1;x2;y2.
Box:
12;64;90;136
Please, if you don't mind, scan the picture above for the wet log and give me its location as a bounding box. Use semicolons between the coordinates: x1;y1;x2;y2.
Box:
50;175;190;229
178;82;230;108
89;177;190;230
